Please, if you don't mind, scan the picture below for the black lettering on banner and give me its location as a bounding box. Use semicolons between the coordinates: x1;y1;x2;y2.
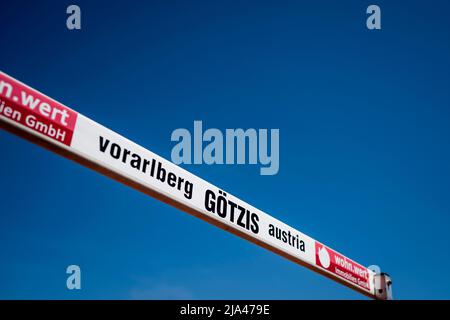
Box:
217;190;227;218
250;213;259;233
228;200;237;223
204;188;260;235
167;172;177;187
236;205;247;229
205;189;216;212
130;153;141;169
99;136;110;152
268;224;305;252
157;162;166;182
98;136;193;199
110;143;121;159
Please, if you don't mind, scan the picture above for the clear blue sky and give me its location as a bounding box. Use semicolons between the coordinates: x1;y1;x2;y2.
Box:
1;0;450;299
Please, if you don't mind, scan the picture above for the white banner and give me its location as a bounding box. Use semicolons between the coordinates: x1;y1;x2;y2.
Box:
0;70;376;298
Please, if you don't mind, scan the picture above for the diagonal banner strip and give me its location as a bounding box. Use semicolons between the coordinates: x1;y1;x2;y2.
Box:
0;70;383;299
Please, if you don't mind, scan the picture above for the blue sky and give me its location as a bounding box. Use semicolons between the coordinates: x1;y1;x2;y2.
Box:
1;0;450;299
